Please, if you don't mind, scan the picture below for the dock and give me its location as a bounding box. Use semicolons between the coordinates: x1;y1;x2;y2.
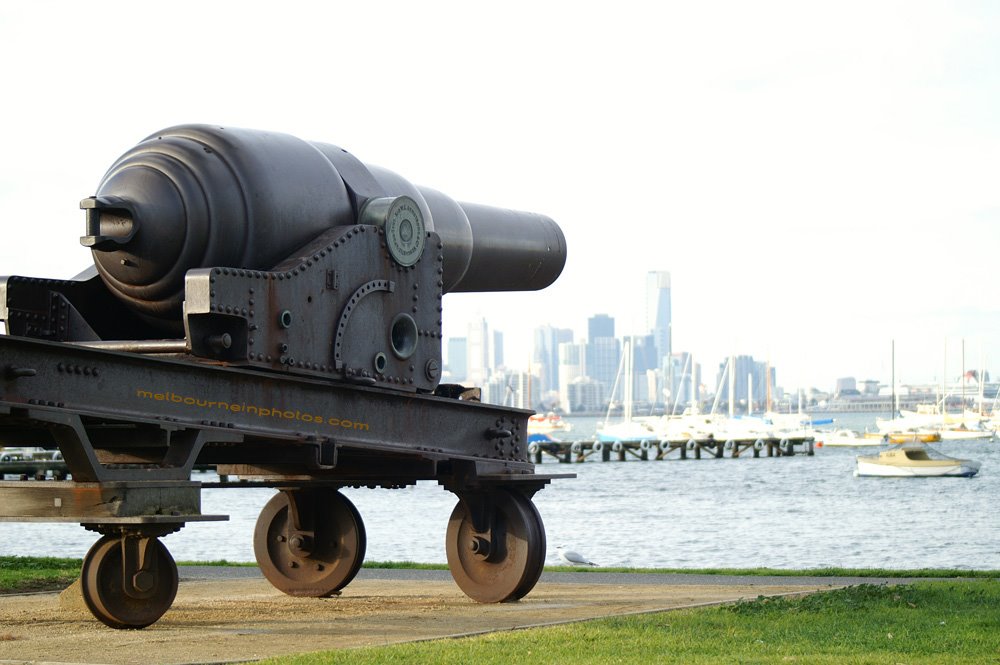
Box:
0;458;69;480
528;436;815;463
2;435;816;477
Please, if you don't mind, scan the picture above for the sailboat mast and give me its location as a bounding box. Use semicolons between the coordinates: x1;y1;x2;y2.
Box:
603;340;627;424
962;338;966;414
891;339;896;420
527;357;532;411
624;337;633;425
671;352;691;416
979;341;985;417
766;360;772;413
710;355;728;416
728;355;735;419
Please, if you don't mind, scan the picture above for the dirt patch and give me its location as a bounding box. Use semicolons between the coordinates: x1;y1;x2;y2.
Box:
0;576;833;664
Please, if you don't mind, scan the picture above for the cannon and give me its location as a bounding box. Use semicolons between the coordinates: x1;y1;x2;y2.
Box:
0;125;568;628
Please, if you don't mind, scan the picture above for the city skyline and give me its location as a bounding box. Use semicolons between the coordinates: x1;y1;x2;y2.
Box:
445;311;995;413
3;3;1000;393
442;284;999;395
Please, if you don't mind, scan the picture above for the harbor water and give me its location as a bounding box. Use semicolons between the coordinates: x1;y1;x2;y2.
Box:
2;414;998;570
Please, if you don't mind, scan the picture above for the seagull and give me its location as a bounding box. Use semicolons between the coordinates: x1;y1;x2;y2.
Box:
556;545;597;567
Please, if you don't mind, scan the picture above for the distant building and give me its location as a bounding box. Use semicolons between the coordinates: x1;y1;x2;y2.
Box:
667;351;699;411
630;335;658;404
533;325;573;395
587;314;614;341
446;337;467;383
566;376;605;413
482;372;510;406
716;355;775;412
482;369;542;409
586;337;620;399
646;271;671;369
557;342;586;412
493;330;504;369
466;317;490;385
835;377;857;396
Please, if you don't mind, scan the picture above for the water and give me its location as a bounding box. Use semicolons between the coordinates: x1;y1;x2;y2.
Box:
2;414;998;570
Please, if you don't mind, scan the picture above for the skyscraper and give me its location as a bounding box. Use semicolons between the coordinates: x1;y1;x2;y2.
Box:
446;337;467;382
646;271;672;369
631;334;658;404
466;317;490;385
667;351;699;411
587;337;620;399
533;325;573;395
585;314;618;398
588;313;614;341
493;330;504;369
716;355;774;412
557;341;586;412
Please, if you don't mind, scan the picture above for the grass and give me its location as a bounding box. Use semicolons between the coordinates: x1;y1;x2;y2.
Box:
3;556;998;594
179;560;1000;578
0;556;81;593
260;580;1000;664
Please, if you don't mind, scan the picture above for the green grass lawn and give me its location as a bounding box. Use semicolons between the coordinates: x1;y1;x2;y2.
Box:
3;556;998;594
260;581;1000;665
0;556;80;593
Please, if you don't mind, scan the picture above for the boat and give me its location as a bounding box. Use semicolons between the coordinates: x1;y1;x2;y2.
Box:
815;429;884;447
876;405;996;441
862;430;941;444
596;420;657;444
527;412;573;437
596;338;658;443
855;443;981;478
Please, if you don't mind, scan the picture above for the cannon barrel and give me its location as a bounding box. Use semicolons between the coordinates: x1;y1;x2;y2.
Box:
82;125;566;327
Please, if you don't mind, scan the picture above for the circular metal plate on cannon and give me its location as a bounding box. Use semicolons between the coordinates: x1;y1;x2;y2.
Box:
362;196;425;266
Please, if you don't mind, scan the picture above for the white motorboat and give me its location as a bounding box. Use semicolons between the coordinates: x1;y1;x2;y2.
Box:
855;443;981;478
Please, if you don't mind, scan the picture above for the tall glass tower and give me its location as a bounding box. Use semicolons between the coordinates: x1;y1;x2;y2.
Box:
533;325;573;395
646;271;672;367
585;314;618;399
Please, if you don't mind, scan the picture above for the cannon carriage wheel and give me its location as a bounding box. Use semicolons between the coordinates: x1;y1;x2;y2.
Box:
80;533;179;630
253;488;367;597
445;488;546;603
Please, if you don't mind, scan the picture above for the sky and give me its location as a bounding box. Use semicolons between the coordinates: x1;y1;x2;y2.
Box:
1;1;999;392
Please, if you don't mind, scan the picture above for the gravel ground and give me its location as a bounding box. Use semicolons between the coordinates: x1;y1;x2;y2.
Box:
0;569;856;665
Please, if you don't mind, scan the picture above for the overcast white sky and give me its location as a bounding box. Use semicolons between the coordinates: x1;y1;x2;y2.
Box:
1;1;999;391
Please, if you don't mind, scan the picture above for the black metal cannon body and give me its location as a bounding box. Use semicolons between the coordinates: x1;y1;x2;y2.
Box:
0;125;568;628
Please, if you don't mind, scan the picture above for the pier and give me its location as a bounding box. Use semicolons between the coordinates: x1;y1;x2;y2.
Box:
528;436;815;463
1;435;816;478
0;458;69;480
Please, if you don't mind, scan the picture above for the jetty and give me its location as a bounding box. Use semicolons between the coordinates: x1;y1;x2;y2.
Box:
528;435;815;463
2;434;816;478
0;458;69;480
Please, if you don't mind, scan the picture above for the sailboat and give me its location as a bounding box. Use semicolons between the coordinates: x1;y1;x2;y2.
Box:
875;340;995;441
595;338;656;443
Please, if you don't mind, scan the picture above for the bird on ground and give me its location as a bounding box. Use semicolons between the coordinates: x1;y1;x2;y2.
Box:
556;545;597;567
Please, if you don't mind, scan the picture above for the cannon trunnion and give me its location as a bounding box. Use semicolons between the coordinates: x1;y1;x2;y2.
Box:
0;126;568;629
